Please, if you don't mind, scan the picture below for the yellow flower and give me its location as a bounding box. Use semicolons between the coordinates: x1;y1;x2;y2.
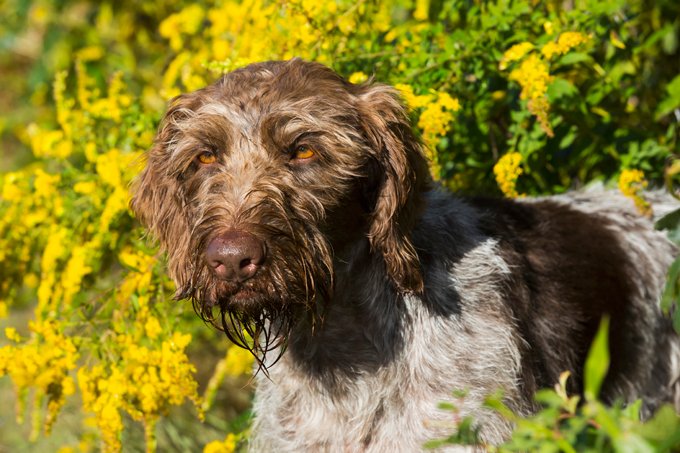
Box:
204;433;237;453
34;169;60;199
73;181;97;195
144;316;162;340
543;21;555;35
2;172;24;201
414;0;429;21
508;54;553;136
1;319;79;434
618;169;651;216
26;125;72;159
224;346;255;376
61;244;94;305
493;152;524;198
541;31;590;59
418;91;460;145
348;72;368;84
499;42;534;70
76;46;105;62
5;327;21;342
394;84;432;109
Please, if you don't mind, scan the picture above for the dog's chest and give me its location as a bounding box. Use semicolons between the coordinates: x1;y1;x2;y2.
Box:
251;363;455;452
250;310;522;451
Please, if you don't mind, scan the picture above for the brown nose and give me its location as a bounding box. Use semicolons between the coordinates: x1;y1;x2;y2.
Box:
206;230;265;282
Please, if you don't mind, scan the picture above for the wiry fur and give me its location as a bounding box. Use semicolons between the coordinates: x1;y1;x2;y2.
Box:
131;59;680;451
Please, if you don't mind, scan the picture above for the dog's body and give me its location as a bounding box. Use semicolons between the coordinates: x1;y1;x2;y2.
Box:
132;59;679;452
252;191;678;451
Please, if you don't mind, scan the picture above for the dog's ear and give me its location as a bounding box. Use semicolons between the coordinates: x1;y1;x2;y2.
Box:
356;84;431;294
130;94;195;295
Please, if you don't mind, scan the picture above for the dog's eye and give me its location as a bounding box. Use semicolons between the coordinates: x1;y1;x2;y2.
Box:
197;151;217;165
293;146;315;160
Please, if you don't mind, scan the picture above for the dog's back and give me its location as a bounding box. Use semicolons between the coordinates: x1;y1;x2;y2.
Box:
464;191;679;413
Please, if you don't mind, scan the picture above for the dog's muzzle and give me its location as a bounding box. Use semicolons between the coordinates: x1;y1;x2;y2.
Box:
206;230;266;283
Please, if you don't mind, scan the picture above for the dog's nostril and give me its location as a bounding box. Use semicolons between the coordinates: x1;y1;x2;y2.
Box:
206;230;265;282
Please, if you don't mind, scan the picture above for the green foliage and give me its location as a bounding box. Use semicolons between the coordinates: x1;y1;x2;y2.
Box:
434;321;680;452
584;317;611;402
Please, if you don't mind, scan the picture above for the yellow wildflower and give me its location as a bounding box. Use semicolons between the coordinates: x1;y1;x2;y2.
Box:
543;21;555;35
618;169;651;216
23;273;39;289
38;226;69;309
144;316;162;340
493;152;524;198
414;0;429;21
418;91;460;146
204;433;237;453
33;169;60;199
224;346;255;376
5;327;21;342
76;46;105;62
348;72;368;84
26;125;73;159
2;172;24;201
61;244;94;305
499;42;534;70
541;31;590;59
73;181;97;195
509;54;553;136
1;319;79;434
394;84;432;109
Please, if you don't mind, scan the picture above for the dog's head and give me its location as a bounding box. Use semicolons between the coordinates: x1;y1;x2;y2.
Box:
131;59;430;359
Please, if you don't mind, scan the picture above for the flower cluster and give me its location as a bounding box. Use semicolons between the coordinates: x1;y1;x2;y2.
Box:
204;433;237;453
500;31;590;136
0;59;210;450
0;320;78;438
618;169;651;216
395;84;461;179
493;152;524;198
78;331;201;452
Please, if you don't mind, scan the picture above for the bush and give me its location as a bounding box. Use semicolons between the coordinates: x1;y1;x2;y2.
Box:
0;0;678;451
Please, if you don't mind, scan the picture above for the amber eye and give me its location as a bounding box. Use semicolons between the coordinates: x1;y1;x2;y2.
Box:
197;151;217;165
293;146;315;160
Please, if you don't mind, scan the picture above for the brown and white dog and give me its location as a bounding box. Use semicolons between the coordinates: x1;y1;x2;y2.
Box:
132;58;679;451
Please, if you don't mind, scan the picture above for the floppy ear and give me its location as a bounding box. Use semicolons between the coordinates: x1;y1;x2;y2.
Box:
356;84;431;294
130;95;195;296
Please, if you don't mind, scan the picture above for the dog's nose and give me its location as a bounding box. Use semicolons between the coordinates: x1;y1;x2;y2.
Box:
206;230;265;282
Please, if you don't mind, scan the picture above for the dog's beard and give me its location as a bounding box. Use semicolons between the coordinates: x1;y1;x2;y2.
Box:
179;239;333;372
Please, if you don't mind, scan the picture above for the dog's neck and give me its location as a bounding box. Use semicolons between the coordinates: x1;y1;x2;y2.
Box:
286;234;408;381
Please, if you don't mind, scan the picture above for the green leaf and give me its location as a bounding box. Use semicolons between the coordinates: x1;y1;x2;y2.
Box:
655;207;680;232
584;317;610;401
437;402;457;411
635;405;680;450
558;52;591;66
656;74;680;119
612;433;656;453
547;78;578;102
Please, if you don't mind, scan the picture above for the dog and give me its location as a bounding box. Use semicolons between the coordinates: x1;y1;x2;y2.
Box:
131;58;680;451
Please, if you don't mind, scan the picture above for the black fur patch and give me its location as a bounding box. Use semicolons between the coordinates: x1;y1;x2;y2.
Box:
468;196;657;400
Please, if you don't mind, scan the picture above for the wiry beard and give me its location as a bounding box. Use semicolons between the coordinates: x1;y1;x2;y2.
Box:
174;221;334;372
191;285;296;372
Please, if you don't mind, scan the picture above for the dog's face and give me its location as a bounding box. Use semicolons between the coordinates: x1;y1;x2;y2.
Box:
131;59;429;356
